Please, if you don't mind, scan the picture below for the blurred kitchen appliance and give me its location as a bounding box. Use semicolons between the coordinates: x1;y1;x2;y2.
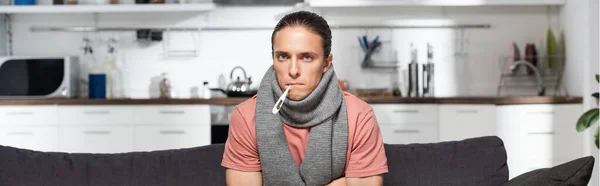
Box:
422;43;434;97
407;43;419;97
0;56;79;98
210;105;234;144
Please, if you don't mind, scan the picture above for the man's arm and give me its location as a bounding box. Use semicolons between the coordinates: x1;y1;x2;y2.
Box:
222;106;263;185
346;175;383;186
226;169;262;186
342;106;388;186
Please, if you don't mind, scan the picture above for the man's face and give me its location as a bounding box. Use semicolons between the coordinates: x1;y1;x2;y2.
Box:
272;26;332;101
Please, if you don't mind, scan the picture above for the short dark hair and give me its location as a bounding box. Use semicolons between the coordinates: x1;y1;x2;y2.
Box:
271;11;332;59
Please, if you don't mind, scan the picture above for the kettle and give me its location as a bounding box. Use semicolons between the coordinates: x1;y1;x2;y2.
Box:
227;66;252;92
211;66;258;97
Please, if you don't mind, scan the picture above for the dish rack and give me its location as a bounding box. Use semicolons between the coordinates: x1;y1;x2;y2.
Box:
496;54;567;96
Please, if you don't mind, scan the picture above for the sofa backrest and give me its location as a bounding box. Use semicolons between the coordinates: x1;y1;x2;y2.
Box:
0;144;227;186
383;136;509;186
0;136;508;186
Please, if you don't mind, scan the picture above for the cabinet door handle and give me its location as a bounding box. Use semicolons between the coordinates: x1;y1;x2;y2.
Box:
527;131;555;135
159;110;185;114
526;111;554;115
84;111;110;115
6;111;34;115
159;130;186;134
393;110;419;113
7;131;33;135
456;110;478;114
83;130;111;135
394;129;420;134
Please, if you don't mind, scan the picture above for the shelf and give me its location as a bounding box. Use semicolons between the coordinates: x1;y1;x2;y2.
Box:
0;3;216;14
307;0;566;7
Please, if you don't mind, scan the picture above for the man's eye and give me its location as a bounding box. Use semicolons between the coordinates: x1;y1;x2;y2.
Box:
278;55;288;61
303;56;313;61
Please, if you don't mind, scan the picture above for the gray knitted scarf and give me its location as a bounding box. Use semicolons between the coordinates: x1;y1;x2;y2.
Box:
255;64;348;186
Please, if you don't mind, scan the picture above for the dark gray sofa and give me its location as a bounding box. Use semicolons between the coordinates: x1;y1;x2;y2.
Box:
0;136;594;186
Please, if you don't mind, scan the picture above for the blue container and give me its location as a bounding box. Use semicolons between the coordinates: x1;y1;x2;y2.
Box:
89;74;106;99
14;0;36;5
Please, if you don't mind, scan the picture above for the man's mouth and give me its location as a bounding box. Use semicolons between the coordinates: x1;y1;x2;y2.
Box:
286;83;304;86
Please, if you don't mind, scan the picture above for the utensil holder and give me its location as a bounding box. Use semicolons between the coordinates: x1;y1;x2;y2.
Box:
357;40;399;69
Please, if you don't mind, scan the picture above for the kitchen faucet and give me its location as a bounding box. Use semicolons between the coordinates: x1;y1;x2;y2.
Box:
510;60;545;96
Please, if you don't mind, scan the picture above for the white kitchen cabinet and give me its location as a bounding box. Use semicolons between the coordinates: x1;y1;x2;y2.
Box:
133;125;211;151
379;123;438;144
132;105;210;125
58;105;135;125
0;127;58;152
371;104;438;124
371;104;439;144
132;105;211;151
439;104;496;141
0;105;58;126
496;104;584;179
53;105;211;153
0;105;59;152
58;126;134;153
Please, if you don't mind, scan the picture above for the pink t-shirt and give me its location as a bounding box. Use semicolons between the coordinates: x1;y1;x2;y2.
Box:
221;91;388;178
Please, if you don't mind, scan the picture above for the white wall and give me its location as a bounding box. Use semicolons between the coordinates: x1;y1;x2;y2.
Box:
589;0;599;185
564;0;599;185
10;5;567;98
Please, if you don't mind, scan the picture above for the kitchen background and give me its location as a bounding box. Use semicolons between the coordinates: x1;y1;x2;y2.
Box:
0;0;598;184
3;1;582;98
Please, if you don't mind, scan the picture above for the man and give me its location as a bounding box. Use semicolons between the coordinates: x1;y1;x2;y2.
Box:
221;11;388;186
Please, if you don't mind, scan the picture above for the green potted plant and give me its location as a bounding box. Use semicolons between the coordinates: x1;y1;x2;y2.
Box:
576;74;599;148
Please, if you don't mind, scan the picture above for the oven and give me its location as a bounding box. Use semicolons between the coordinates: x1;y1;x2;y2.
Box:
210;105;233;144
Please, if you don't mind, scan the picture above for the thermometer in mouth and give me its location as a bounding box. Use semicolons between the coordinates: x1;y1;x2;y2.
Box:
272;85;292;114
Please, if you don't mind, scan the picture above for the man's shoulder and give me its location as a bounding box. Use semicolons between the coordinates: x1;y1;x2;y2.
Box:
232;95;257;123
342;91;373;113
235;95;257;111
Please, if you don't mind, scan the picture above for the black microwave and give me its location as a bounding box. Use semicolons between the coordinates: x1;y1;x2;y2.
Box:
0;56;80;98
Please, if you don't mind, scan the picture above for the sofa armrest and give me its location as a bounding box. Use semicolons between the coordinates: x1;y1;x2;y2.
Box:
503;156;595;186
503;169;546;186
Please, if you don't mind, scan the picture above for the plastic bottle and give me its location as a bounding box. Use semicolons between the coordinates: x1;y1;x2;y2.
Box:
80;39;95;98
101;39;121;99
203;81;211;99
84;38;109;99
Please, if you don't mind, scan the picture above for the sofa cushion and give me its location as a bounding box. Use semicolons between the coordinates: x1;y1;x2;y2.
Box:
503;156;595;186
0;144;226;186
383;136;509;186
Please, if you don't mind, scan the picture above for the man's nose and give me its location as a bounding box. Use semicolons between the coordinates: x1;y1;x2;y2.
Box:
289;57;300;78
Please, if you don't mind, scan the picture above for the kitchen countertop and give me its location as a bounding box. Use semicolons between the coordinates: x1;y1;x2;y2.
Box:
0;96;583;106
